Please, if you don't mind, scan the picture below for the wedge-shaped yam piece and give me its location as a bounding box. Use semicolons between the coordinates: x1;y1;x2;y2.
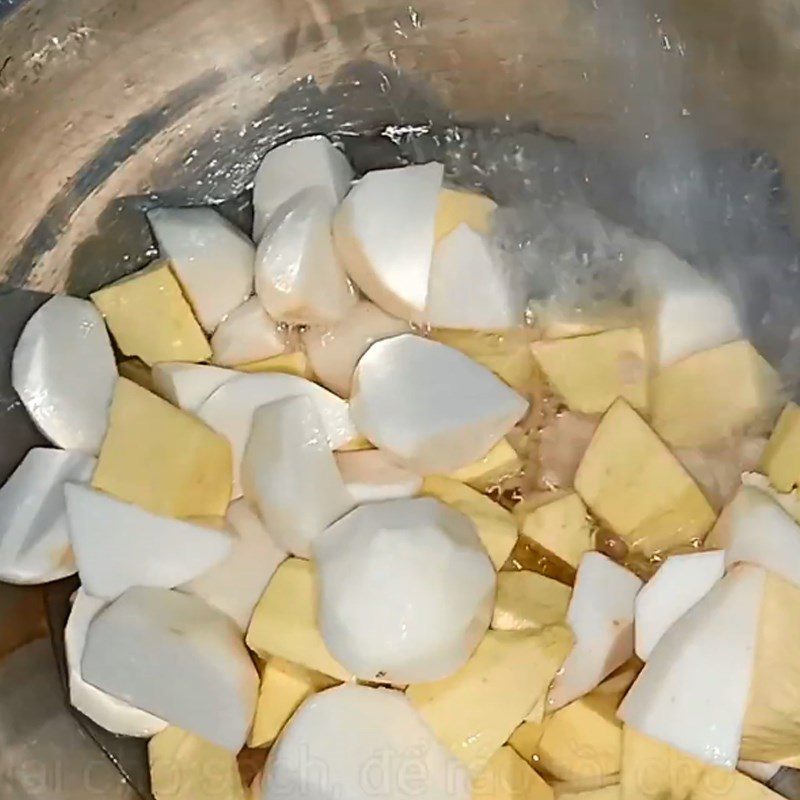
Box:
335;449;422;503
66;484;232;600
242;397;353;557
66;589;167;737
706;485;800;588
262;684;470;800
634;551;724;661
550;553;642;710
211;297;287;367
91;261;211;365
493;571;572;631
575;399;716;556
82;587;258;752
651;341;781;448
520;493;593;570
431;328;537;393
536;691;624;785
0;448;94;584
531;328;648;414
619;565;764;768
435;187;497;241
150;726;246;800
181;499;286;630
152;362;235;411
631;238;742;367
12;296;116;453
424;225;524;329
198;372;356;496
760;402;800;491
315;497;495;684
448;439;522;491
334;162;443;317
93;378;232;518
236;351;314;378
246;558;350;681
301;300;408;397
255;187;356;325
407;625;573;776
473;746;553;800
351;335;528;473
252;135;353;241
147;207;254;333
422;476;518;569
249;657;338;748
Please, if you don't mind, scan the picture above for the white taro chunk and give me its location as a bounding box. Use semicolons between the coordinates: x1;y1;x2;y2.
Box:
261;684;471;800
255;187;357;325
350;334;529;473
197;372;358;496
252;135;353;241
0;448;95;585
210;296;287;367
301;300;409;397
81;586;259;752
549;552;643;710
65;484;233;600
314;497;496;684
65;589;167;737
147;207;255;332
424;224;525;329
12;296;117;454
151;362;235;411
242;396;354;558
333;162;444;318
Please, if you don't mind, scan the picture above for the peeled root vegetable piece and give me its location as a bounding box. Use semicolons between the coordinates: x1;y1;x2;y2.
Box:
492;571;572;631
473;746;553;800
198;372;356;496
448;438;522;491
519;493;593;570
82;586;258;752
236;351;314;379
255;187;356;325
149;726;246;800
66;589;167;737
334;162;443;318
242;397;353;557
151;362;235;411
0;448;94;584
92;378;232;518
351;334;528;473
760;402;800;491
211;297;287;367
252;135;353;241
262;684;470;800
651;340;781;448
66;483;232;600
147;207;254;333
300;300;408;397
706;485;800;589
619;565;764;768
435;187;497;241
335;449;422;503
249;657;338;748
91;261;211;366
549;553;643;710
181;499;286;630
424;224;524;329
531;328;648;414
634;551;724;661
407;625;573;776
631;238;742;368
574;398;716;557
12;296;117;453
246;558;351;681
314;497;495;683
